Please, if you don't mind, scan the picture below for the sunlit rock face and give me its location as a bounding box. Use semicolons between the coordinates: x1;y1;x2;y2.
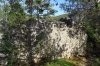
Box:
49;22;87;58
0;18;87;65
29;19;87;59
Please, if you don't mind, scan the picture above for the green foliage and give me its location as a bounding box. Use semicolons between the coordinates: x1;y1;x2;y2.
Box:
60;0;98;20
98;3;100;7
0;27;19;66
42;58;74;66
7;2;25;26
92;58;100;66
0;4;25;63
25;0;57;21
85;23;94;38
8;11;25;26
0;1;10;21
36;32;45;41
0;9;4;18
82;4;100;60
84;8;100;42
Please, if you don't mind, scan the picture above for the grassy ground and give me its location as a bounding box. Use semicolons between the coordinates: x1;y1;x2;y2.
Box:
40;58;74;66
40;57;90;66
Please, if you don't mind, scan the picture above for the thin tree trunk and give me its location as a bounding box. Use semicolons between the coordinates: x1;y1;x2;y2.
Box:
27;23;33;66
37;7;39;22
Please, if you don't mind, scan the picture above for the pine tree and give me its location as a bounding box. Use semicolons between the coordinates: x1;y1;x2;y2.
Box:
25;0;57;22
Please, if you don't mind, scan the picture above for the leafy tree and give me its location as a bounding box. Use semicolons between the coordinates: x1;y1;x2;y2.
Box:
60;0;98;21
0;0;25;66
25;0;57;22
0;9;4;18
25;0;33;17
0;24;19;66
84;5;100;56
60;0;100;59
0;0;10;21
7;0;25;26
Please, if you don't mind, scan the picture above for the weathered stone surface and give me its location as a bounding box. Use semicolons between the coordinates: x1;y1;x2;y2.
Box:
0;18;87;65
49;24;87;58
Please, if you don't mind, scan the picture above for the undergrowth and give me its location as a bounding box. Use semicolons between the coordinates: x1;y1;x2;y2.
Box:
41;58;74;66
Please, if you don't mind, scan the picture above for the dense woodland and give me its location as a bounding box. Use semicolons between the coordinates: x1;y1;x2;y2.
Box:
0;0;100;66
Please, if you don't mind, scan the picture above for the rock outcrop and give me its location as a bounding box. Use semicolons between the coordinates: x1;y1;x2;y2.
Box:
0;18;87;65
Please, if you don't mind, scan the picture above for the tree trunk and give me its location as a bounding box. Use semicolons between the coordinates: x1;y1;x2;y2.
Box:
27;23;33;66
